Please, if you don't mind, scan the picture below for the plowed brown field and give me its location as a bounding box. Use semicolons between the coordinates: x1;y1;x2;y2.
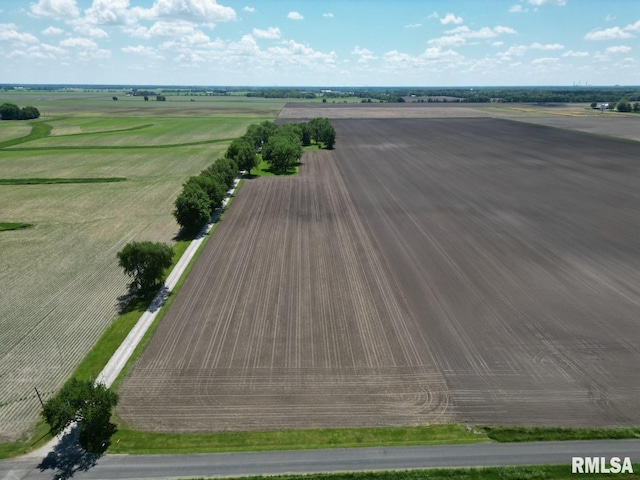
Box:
119;118;640;431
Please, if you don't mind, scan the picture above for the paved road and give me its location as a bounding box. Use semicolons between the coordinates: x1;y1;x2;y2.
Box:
1;440;639;479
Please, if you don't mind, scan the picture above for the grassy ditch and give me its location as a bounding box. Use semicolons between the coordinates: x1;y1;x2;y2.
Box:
184;465;640;480
484;426;640;443
109;424;488;454
0;222;33;231
0;178;127;185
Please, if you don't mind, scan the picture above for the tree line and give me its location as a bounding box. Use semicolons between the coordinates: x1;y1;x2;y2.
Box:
0;103;40;120
170;117;335;233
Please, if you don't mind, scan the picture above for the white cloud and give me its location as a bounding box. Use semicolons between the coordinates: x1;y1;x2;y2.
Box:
530;42;563;50
253;27;281;39
30;0;80;20
625;20;640;32
605;14;616;21
73;24;108;38
404;23;421;29
122;45;155;54
243;6;255;13
59;36;98;48
322;13;334;18
0;24;39;43
498;42;564;60
584;27;634;40
351;45;377;63
428;35;466;47
509;5;523;13
83;0;134;26
42;26;64;35
430;25;515;47
440;13;463;25
527;0;566;5
287;11;303;20
562;50;589;57
492;41;504;47
121;44;164;59
531;57;559;64
427;12;439;20
606;45;631;54
133;0;237;23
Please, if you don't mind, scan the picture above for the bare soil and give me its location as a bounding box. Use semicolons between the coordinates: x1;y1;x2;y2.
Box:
118;117;640;431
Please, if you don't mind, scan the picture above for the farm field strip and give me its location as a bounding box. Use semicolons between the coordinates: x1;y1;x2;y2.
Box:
118;152;452;432
0;110;265;442
120;114;640;432
330;118;640;426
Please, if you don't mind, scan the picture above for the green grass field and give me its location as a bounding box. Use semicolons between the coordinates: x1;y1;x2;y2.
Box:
0;90;279;444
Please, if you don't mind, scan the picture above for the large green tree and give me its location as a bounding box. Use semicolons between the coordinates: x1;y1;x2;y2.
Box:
307;117;336;149
173;182;211;233
226;138;257;175
42;378;119;453
262;134;302;173
117;241;174;294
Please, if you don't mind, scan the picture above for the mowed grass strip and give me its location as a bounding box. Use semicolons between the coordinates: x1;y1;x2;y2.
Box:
0;122;51;148
484;426;640;443
0;178;126;185
108;425;489;455
182;465;640;480
0;223;33;231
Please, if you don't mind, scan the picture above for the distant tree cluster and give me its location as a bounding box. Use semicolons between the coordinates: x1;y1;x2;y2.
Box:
0;103;40;120
238;118;335;174
156;95;167;101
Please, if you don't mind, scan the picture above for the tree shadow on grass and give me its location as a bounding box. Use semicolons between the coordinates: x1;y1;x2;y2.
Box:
116;284;169;315
263;161;303;176
37;427;101;480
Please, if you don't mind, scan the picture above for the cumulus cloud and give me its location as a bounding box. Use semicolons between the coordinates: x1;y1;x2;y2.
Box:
404;23;422;29
30;0;80;20
73;24;108;38
509;5;523;13
323;13;334;18
440;13;463;25
83;0;134;25
606;45;631;54
41;26;64;35
252;26;281;39
287;11;303;20
498;42;564;60
59;36;97;48
562;50;589;57
625;20;640;31
0;23;39;43
133;0;237;23
243;6;255;13
429;25;515;47
351;45;377;63
584;27;634;40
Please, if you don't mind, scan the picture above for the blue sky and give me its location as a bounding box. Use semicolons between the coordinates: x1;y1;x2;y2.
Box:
1;0;639;86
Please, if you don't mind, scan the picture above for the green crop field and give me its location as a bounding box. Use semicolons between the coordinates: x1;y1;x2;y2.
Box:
0;90;281;443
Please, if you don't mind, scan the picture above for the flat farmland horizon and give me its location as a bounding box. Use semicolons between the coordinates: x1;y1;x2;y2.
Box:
118;117;640;431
